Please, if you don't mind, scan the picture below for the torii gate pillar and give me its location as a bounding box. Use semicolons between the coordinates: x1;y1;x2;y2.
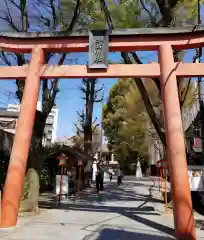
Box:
0;47;43;227
159;44;196;240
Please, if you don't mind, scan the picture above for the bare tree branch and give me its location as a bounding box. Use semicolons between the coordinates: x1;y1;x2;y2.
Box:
0;52;12;66
99;0;114;30
49;0;57;27
139;0;159;26
121;52;166;146
131;52;161;95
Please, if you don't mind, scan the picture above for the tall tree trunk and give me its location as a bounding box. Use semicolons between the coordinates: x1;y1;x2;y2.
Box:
84;80;95;155
84;126;93;155
120;1;185;148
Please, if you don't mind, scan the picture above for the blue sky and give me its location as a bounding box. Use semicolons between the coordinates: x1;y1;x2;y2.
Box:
0;48;200;138
55;52;120;138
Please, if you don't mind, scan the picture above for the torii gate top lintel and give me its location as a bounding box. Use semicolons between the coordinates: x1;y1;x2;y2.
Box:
1;26;204;53
1;26;204;80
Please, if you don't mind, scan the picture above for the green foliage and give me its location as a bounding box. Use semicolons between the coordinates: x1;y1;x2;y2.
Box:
22;175;29;200
103;78;158;166
108;0;142;28
103;72;196;167
60;0;142;30
40;167;50;187
174;0;204;25
20;0;26;13
103;79;132;149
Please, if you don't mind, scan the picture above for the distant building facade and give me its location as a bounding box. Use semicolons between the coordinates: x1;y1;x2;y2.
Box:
57;133;102;156
56;136;76;147
38;103;59;146
1;101;59;146
148;81;203;167
148;132;165;166
0;107;19;134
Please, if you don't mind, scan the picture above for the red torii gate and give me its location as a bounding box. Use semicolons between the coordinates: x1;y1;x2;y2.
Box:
0;27;204;239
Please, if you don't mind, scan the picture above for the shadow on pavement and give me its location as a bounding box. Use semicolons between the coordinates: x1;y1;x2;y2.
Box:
39;181;175;237
39;181;163;208
84;227;175;240
64;203;175;237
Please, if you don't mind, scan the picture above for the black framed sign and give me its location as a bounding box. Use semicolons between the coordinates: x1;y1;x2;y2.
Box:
88;30;109;69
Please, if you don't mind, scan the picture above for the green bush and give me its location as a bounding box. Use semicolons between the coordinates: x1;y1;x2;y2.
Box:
22;175;30;200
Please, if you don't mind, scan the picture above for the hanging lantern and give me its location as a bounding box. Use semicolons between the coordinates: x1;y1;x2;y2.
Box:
57;153;68;166
77;159;83;166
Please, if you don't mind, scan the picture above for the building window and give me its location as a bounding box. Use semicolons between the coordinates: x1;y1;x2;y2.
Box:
186;137;191;152
194;126;201;137
189;137;194;150
45;126;53;133
0;120;16;129
47;130;52;140
46;116;53;124
46;139;51;146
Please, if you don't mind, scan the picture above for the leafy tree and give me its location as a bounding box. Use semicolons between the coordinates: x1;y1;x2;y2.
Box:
60;0;142;30
75;78;103;156
103;75;196;168
103;78;160;170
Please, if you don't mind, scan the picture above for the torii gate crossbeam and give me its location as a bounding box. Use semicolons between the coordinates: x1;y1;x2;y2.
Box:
1;27;203;240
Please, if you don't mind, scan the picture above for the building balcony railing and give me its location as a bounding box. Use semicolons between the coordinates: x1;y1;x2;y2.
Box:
46;134;52;139
46;119;53;124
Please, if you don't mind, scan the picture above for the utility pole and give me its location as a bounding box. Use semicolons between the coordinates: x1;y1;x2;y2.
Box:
197;0;202;105
196;0;204;153
99;87;104;162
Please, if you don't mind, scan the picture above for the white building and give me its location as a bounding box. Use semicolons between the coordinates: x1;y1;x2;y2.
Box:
55;136;76;147
148;133;165;166
0;107;19;134
6;101;59;146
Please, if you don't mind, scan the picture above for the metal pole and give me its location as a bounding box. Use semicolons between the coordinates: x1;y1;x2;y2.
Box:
100;87;104;162
197;0;204;153
78;165;81;195
197;0;202;106
1;47;44;227
160;169;162;197
164;169;168;214
58;166;63;206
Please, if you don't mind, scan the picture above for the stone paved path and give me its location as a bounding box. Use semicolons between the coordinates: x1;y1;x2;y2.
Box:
0;178;204;239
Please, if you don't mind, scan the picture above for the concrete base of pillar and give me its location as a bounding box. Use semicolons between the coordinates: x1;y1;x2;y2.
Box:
0;226;17;231
136;161;143;179
104;172;109;182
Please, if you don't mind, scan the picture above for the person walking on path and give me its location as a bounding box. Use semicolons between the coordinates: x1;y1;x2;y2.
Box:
95;166;101;193
109;172;113;182
117;167;123;186
99;164;105;191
